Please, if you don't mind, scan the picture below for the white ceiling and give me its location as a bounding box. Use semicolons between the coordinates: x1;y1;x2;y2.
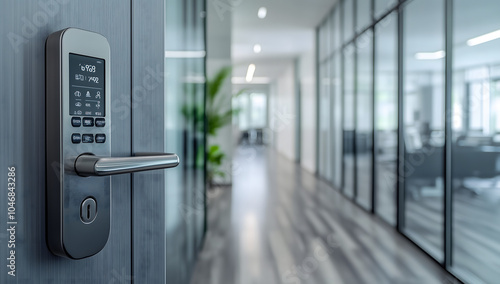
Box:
231;0;338;80
230;0;500;81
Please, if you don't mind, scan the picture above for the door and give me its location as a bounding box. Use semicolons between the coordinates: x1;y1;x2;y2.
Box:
0;0;206;283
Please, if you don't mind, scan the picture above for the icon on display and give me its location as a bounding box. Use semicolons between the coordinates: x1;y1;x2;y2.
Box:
86;91;91;98
96;102;101;109
96;91;101;99
74;91;81;97
75;74;84;81
76;110;82;115
85;111;92;115
85;103;91;108
75;102;82;107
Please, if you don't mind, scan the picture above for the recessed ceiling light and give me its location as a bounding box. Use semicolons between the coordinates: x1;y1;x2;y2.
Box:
258;7;267;19
467;29;500;46
415;50;445;60
253;44;262;53
246;64;256;82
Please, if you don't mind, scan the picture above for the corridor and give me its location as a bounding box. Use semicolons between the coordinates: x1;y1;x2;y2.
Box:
191;146;455;284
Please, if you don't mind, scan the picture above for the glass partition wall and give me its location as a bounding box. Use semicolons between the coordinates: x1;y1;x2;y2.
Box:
343;46;355;198
318;19;333;181
402;0;445;261
374;11;397;225
317;0;500;282
165;0;206;282
451;0;500;283
355;31;374;210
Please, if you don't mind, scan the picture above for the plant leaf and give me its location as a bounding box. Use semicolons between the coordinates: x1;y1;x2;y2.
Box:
207;66;232;103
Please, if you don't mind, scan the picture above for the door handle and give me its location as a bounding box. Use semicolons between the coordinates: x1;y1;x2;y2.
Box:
74;153;180;177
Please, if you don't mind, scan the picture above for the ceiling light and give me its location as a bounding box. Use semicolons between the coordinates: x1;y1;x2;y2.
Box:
232;77;270;84
258;7;267;19
467;29;500;46
165;50;206;58
246;64;256;82
253;44;262;53
415;50;445;60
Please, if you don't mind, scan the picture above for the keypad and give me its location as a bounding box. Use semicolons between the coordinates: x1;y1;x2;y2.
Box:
71;117;106;144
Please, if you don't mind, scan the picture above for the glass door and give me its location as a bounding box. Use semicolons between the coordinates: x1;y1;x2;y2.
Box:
165;0;207;282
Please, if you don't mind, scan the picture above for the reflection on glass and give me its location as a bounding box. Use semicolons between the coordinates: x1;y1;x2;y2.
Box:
319;63;332;181
333;51;343;189
375;12;397;224
319;20;330;62
343;0;354;43
343;44;355;197
327;15;334;56
356;0;371;33
318;20;332;182
375;0;398;19
332;6;341;51
355;31;373;209
403;0;444;261
331;7;342;188
452;0;500;282
165;0;206;281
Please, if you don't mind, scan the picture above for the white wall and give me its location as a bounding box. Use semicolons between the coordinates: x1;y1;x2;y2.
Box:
267;43;317;172
299;47;317;173
269;61;297;162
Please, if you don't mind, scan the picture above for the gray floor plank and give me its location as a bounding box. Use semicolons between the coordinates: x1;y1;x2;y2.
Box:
191;146;451;284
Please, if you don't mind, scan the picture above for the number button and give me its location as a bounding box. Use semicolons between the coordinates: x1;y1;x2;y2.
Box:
82;134;94;143
71;117;81;127
71;134;81;144
82;117;94;127
95;118;105;127
95;134;106;143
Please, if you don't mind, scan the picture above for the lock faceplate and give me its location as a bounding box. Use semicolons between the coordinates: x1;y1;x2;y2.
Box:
46;28;111;259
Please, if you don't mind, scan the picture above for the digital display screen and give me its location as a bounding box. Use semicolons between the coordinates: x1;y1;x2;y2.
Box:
69;53;105;116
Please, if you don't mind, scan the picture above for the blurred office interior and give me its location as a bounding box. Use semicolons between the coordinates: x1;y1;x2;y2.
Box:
180;0;500;283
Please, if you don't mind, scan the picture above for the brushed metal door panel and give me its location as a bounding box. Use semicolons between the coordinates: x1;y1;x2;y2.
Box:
0;1;131;282
131;0;167;282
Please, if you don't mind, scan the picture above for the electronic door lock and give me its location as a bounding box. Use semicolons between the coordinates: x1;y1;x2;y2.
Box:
45;28;179;259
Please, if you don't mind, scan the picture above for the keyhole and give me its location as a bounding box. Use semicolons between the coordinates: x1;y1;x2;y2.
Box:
81;198;97;224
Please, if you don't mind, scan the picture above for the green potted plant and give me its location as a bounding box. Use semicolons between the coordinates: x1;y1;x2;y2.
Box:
182;66;244;186
205;66;245;186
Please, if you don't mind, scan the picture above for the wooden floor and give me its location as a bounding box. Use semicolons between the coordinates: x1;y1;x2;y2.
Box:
190;146;456;284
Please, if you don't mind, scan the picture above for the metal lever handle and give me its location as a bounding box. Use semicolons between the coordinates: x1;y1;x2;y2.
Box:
74;153;180;177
